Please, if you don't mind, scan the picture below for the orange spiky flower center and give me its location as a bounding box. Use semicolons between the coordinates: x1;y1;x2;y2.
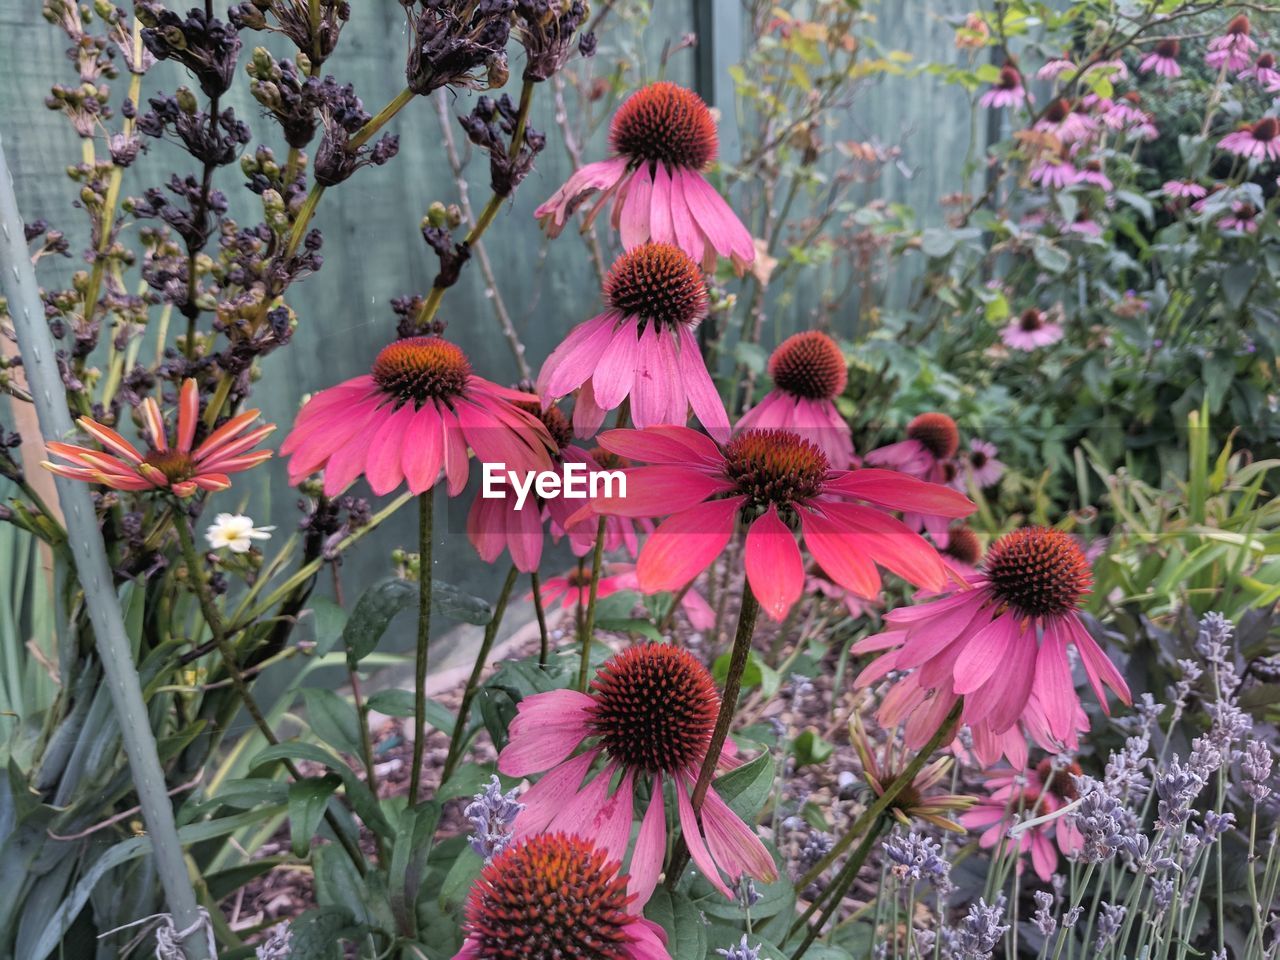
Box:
463;833;634;960
907;412;960;460
984;527;1093;618
142;448;196;483
723;429;829;510
371;337;471;405
587;643;719;773
1037;758;1084;801
604;242;708;330
609;81;718;170
769;331;848;400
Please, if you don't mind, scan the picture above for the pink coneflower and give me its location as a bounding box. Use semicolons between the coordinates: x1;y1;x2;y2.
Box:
453;832;670;960
938;523;984;582
853;526;1132;767
593;425;973;621
1037;55;1075;81
612;564;715;630
980;64;1029;109
1029;157;1080;190
535;82;754;273
1207;15;1258;72
498;644;778;901
1163;179;1208;201
1077;159;1113;192
1240;52;1280;88
533;563;631;614
1035;99;1096;144
43;378;273;498
1001;307;1065;351
961;439;1005;489
736;330;855;469
553;446;654;559
1139;38;1181;77
1219;117;1280;162
959;759;1084;881
1218;200;1261;234
857;413;965;549
1101;93;1148;131
281;337;554;497
808;566;879;620
537;242;729;439
1067;210;1102;237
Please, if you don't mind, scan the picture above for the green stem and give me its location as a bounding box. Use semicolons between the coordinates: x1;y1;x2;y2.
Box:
442;563;519;781
789;818;889;959
531;570;550;668
409;490;433;807
795;700;963;890
577;517;608;693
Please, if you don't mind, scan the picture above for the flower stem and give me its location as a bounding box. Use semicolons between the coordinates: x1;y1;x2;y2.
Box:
795;699;963;890
442;563;518;781
577;517;608;693
531;570;550;668
408;490;433;807
788;816;890;959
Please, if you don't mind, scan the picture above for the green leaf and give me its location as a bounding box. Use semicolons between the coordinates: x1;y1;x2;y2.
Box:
364;689;455;734
343;578;492;664
791;729;835;767
389;801;442;938
920;228;956;259
596;617;664;641
286;906;359;960
301;688;364;756
1033;242;1071;274
713;649;779;697
310;596;348;654
734;341;769;375
252;743;392;839
714;749;774;821
439;847;485;911
1221;262;1257;311
644;888;708;959
288;776;341;858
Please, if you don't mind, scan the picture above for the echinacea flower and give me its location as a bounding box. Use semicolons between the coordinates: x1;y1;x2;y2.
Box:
979;64;1029;109
1206;15;1257;72
592;425;974;621
864;412;966;546
537;242;729;439
43;378;274;498
1037;56;1075;81
1001;307;1064;351
1035;99;1096;144
735;330;855;469
454;832;670;960
854;526;1131;768
535;81;754;273
1218;117;1280;162
1100;94;1148;132
1240;52;1280;88
960;439;1005;489
1163;179;1207;201
281;336;555;497
1077;160;1113;192
1139;38;1181;77
205;513;274;553
554;446;655;559
850;714;975;832
939;523;984;580
1218;201;1260;234
1067;210;1102;237
1029;157;1079;190
959;759;1084;881
531;563;715;631
498;644;779;901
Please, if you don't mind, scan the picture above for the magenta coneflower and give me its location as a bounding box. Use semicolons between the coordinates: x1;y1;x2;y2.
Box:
43;378;274;498
959;759;1084;882
1139;38;1181;77
938;523;984;583
1037;55;1075;81
1219;117;1280;162
1218;200;1261;234
1029;157;1079;190
535;82;754;273
1240;52;1280;88
980;64;1029;109
1035;99;1096;144
498;644;778;901
854;527;1131;767
281;337;554;497
865;413;965;547
593;425;973;620
454;832;670;960
1101;94;1148;132
960;439;1005;489
1163;179;1208;201
1002;307;1064;351
1077;159;1113;192
553;446;654;559
736;330;855;469
537;242;729;439
1066;210;1102;237
1207;15;1258;72
533;563;631;614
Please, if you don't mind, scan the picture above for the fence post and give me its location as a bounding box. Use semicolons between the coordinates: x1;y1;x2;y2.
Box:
694;0;743;163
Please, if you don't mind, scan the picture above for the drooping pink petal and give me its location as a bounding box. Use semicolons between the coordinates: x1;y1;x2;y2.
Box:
597;425;722;466
591;319;642;410
534;156;630;234
140;397;167;451
321;417;378;496
744;505;804;621
676;326;729;442
827;468;975;517
509;751;597;834
680;171;755;271
506;496;545;573
627;777;667;905
668;170;706;266
629;324;669;429
573;378;608;438
1033;621;1078;742
363;402;415;495
637;497;743;593
619;163;654;250
441;407;470;496
503;689;594;772
648;162;675;245
467;494;507;564
1064;615;1131;710
547;768;635;867
799;508;882;598
540;312;621;399
700;787;778;882
977;622;1039;733
625;918;672;957
953;611;1019;695
815;499;947;591
402;402;446;494
674;776;733;898
1030;830;1057;882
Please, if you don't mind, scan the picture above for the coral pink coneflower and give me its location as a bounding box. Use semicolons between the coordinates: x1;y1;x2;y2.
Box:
1035;98;1096;144
735;330;855;469
958;439;1005;490
454;832;670;960
980;64;1030;109
498;644;779;902
535;82;754;273
43;378;274;498
1218;200;1261;234
1139;38;1181;77
865;412;965;546
959;759;1084;882
538;242;729;439
1242;53;1280;89
1207;15;1257;72
1002;307;1064;351
281;336;555;497
854;526;1131;768
1219;117;1280;162
592;425;974;621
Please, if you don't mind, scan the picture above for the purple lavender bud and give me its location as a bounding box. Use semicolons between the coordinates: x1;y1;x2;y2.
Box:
1032;890;1056;937
716;935;762;960
882;831;951;887
1093;902;1126;951
952;895;1009;959
464;775;523;863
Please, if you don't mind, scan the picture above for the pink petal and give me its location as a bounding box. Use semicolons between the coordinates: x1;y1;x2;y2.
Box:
534;157;630;234
669;171;706;265
744;505;804;621
1065;616;1132;710
828;469;975;518
591;320;641;410
799;508;882;598
176;379;199;453
619;164;653;249
648;162;675;244
629;325;669;429
627;779;667;905
637;497;743;593
363;402;414;495
510;751;597;835
815;500;947;591
592;466;728;518
952;611;1019;695
321;416;379;496
548;769;635;867
1033;622;1078;742
540;313;621;399
76;418;143;463
506;496;545;573
680;172;755;267
573;378;608;438
674;776;732;898
677;326;729;442
597;425;722;466
441;407;470;496
700;787;778;882
402;403;445;494
140;398;166;451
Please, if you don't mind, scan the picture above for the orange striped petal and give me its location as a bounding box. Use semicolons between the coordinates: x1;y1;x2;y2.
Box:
75;418;143;463
206;450;273;473
171;480;198;497
42;461;98;481
194;422;274;465
192;473;231;491
177;378;199;452
137;462;169;486
194;409;261;459
141;398;167;450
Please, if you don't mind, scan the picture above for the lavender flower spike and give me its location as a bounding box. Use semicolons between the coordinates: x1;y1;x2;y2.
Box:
717;935;762;960
465;775;523;862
